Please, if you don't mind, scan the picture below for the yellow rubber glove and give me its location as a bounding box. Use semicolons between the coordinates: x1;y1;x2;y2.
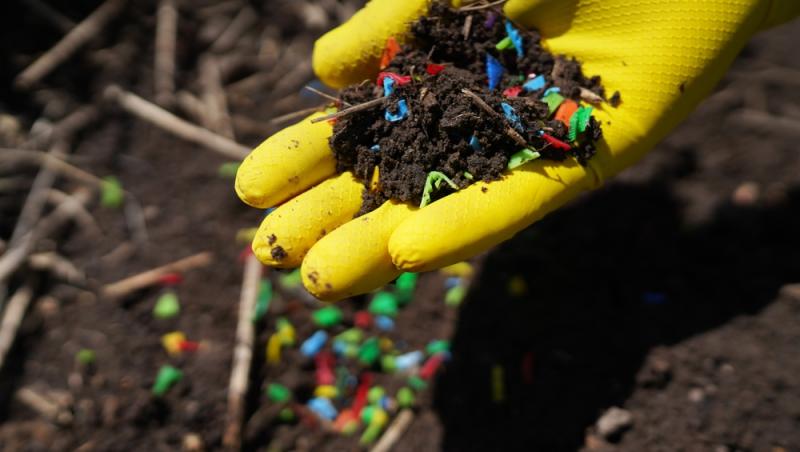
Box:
236;0;799;301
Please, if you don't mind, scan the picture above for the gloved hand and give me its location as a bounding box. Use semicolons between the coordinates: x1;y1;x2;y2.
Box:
236;0;799;301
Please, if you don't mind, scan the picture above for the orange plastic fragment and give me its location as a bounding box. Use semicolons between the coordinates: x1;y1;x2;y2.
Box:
554;99;579;127
379;37;400;69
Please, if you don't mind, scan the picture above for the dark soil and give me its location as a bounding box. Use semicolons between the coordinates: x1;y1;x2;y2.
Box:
330;4;608;212
1;1;800;452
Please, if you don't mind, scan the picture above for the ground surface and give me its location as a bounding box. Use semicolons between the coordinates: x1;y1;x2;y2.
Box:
1;1;800;451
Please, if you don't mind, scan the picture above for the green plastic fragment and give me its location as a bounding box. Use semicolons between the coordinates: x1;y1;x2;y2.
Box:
153;291;180;319
396;387;415;408
542;91;565;115
312;306;343;328
276;317;296;346
367;386;385;404
463;171;474;180
568;106;594;142
100;176;124;208
369;292;399;317
495;36;513;50
252;279;272;322
278;269;302;289
336;328;364;344
426;340;450;356
360;405;376;424
358;337;381;366
408;375;427;391
445;285;467;306
152;365;183;396
278;407;295;422
76;348;96;365
217;162;241;178
360;409;388;445
419;171;458;208
381;355;397;372
267;383;291;403
507;148;541;170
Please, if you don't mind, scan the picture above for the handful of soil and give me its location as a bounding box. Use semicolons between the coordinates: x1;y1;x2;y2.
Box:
327;3;619;213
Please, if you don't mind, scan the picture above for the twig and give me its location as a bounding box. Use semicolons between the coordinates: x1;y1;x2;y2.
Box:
154;0;178;107
104;85;249;159
45;188;103;237
20;0;75;33
0;286;33;372
200;56;235;139
459;0;507;12
0;148;104;186
371;410;415;452
310;97;387;123
210;6;258;53
304;85;352;107
461;89;528;147
579;87;605;105
223;253;262;449
15;386;73;426
22;104;99;149
176;90;207;125
28;252;86;285
101;251;213;299
15;0;127;88
269;105;327;125
462;14;473;40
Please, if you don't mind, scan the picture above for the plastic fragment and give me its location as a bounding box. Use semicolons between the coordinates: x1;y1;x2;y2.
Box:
542;91;565;114
252;279;272;322
300;330;328;358
100;176;124;208
463;171;473;180
157;272;183;286
382;77;395;97
379;36;400;69
523;74;546;92
485;54;504;90
276;317;296;346
278;407;295;422
267;383;291;403
354;311;372;329
370;292;399;317
503;85;523;98
337;328;364;344
441;261;474;278
352;372;373;416
76;348;95;365
501;102;524;132
334;409;360;434
308;397;338;420
267;333;282;364
395;272;417;304
445;285;467;306
152;365;183;396
153;291;180;319
420;353;446;379
370;144;380;152
376;72;412;87
484;11;497;28
568;106;594;142
495;36;513;51
358;338;381;366
312;306;343;328
426;340;450;356
408;375;427;391
375;315;395;331
504;21;524;58
540;133;571;150
360;408;388;445
397;387;415;408
367;386;385;404
492;365;505;402
543;87;561;96
385;99;408;122
426;63;445;75
395;350;424;371
217;162;240;178
315;351;336;386
444;276;461;290
469;134;482;151
162;331;187;356
420;171;458;208
381;355;396;372
379;337;394;353
507;148;541;170
554;99;579;126
315;385;338;399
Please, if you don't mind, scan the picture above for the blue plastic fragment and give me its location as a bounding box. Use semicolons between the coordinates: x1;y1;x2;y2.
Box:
332;339;348;356
385;99;409;122
375;315;395;332
523;75;546;92
300;330;328;357
444;276;462;290
501;102;524;132
469;135;481;151
486;54;504;90
383;77;395;97
379;395;392;410
543;87;561;96
370;144;380;152
308;397;338;420
504;21;524;58
395;351;424;371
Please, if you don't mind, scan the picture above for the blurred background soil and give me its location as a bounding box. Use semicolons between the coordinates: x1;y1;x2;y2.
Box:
0;1;799;451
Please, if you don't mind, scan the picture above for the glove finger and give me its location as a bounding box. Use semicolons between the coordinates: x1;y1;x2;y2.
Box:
389;158;594;272
252;172;363;268
313;0;429;88
235;112;336;209
301;200;416;301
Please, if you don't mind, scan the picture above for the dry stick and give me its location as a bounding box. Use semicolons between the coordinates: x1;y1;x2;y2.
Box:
210;6;259;53
461;88;528;147
269;105;327;125
176;90;208;125
0;148;104;186
46;188;103;237
462;14;473;40
15;386;73;426
15;0;127;88
28;252;85;285
371;410;416;452
104;85;249;159
0;286;33;372
200;56;236;139
459;0;507;12
304;85;352;107
101;251;213;299
223;253;262;450
579;87;605;105
21;0;75;33
154;0;178;107
310;97;388;123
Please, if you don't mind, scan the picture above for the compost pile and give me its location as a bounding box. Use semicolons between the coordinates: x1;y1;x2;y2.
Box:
330;3;619;212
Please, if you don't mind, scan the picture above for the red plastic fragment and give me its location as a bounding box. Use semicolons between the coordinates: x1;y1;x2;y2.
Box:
315;351;336;386
380;36;401;69
426;63;446;75
420;353;446;379
503;86;523;98
376;72;412;87
540;133;572;151
352;372;373;416
354;311;372;329
158;272;183;286
178;340;200;352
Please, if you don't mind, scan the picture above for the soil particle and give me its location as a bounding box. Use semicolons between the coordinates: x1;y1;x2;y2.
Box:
270;246;287;261
267;234;277;245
